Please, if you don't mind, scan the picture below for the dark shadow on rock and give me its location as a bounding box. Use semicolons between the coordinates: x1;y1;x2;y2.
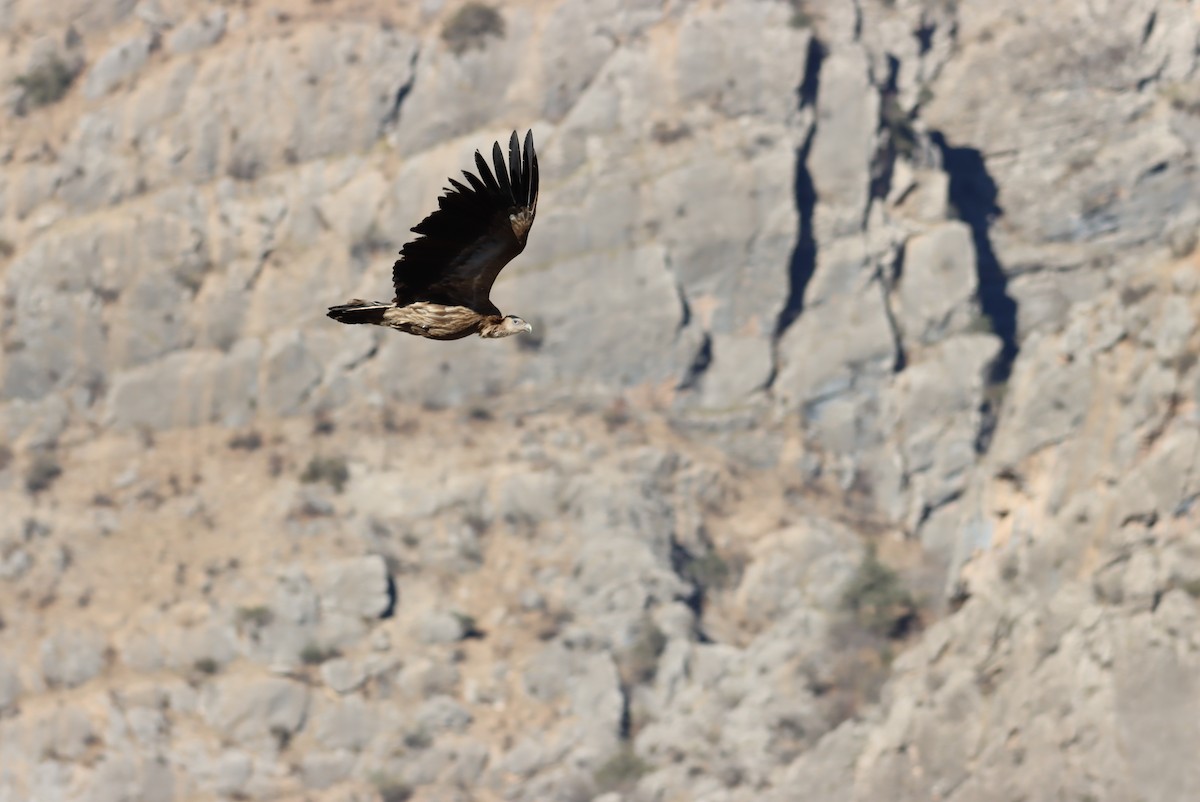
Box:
775;37;826;339
797;35;825;110
869;54;908;207
676;333;713;392
930;131;1020;452
381;572;398;619
929;131;1019;385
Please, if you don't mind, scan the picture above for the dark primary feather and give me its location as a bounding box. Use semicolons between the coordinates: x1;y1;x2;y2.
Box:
391;130;539;312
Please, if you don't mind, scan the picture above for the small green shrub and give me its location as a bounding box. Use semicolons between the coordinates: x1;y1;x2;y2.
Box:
237;605;274;627
25;453;62;494
452;611;481;638
193;657;220;675
535;607;573;641
1176;577;1200;599
880;94;919;160
619;617;667;685
270;724;293;750
227;430;263;451
442;3;505;55
300;455;350;493
312;411;336;435
594;745;650;795
650;121;692;145
1162;81;1200;115
602;398;631;431
350;224;394;260
299;643;340;665
840;545;918;639
226;151;262;182
679;549;736;593
466;405;492;422
403;727;432;750
15;55;77;110
370;774;413;802
790;9;812;27
965;311;995;335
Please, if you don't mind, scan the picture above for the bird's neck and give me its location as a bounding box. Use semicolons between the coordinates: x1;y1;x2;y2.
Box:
477;316;509;338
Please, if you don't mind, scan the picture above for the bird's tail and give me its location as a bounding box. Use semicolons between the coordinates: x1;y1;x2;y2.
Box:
326;299;391;325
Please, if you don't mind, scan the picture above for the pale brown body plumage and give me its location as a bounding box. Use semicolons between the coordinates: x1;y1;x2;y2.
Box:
382;302;526;341
326;130;540;341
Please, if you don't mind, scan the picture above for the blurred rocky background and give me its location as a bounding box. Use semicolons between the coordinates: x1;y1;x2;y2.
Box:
0;0;1198;800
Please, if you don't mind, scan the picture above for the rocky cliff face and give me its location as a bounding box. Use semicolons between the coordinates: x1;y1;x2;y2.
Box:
0;0;1198;800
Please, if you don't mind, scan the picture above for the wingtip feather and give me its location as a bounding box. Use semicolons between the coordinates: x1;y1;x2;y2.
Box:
508;131;521;200
474;150;500;194
462;168;487;195
528;132;539;210
492;140;512;200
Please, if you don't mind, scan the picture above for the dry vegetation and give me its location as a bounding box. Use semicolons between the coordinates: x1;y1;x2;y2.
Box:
14;55;78;112
300;454;350;492
24;452;62;495
442;3;505;55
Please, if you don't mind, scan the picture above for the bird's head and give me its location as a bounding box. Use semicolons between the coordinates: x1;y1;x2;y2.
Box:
484;315;533;338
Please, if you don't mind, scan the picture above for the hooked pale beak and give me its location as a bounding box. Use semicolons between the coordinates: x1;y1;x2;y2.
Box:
523;322;533;333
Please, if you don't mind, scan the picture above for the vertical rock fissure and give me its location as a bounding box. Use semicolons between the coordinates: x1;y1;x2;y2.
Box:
867;54;916;219
381;46;421;133
767;36;825;392
866;54;917;375
774;127;819;339
877;243;907;374
616;681;634;740
1141;10;1157;45
673;278;692;331
773;37;825;342
914;17;936;56
676;334;713;392
928;131;1020;450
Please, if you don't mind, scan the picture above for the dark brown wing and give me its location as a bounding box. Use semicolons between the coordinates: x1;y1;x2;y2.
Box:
391;130;539;312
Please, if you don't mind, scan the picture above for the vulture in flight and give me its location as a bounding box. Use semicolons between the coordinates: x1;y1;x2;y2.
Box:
327;129;540;340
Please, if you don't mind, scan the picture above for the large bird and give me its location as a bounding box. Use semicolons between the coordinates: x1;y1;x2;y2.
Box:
327;130;539;340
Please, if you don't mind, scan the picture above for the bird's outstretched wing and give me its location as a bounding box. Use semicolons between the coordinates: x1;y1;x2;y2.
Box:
391;130;539;312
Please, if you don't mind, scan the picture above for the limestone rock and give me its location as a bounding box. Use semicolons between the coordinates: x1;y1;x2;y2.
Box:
311;694;376;752
165;8;227;54
103;341;261;431
160;618;239;673
677;2;807;120
260;330;323;417
417;610;466;645
894;222;980;347
0;1;1197;801
200;677;309;747
886;334;1001;528
40;628;107;689
538;0;619;121
299;750;354;789
319;657;366;695
316;555;392;620
733;522;862;632
774;285;897;409
989;331;1094;473
566;652;623;744
84;36;151;99
389;10;532;155
416;695;473;735
0;659;20;712
808;48;877;232
1113;426;1200;525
